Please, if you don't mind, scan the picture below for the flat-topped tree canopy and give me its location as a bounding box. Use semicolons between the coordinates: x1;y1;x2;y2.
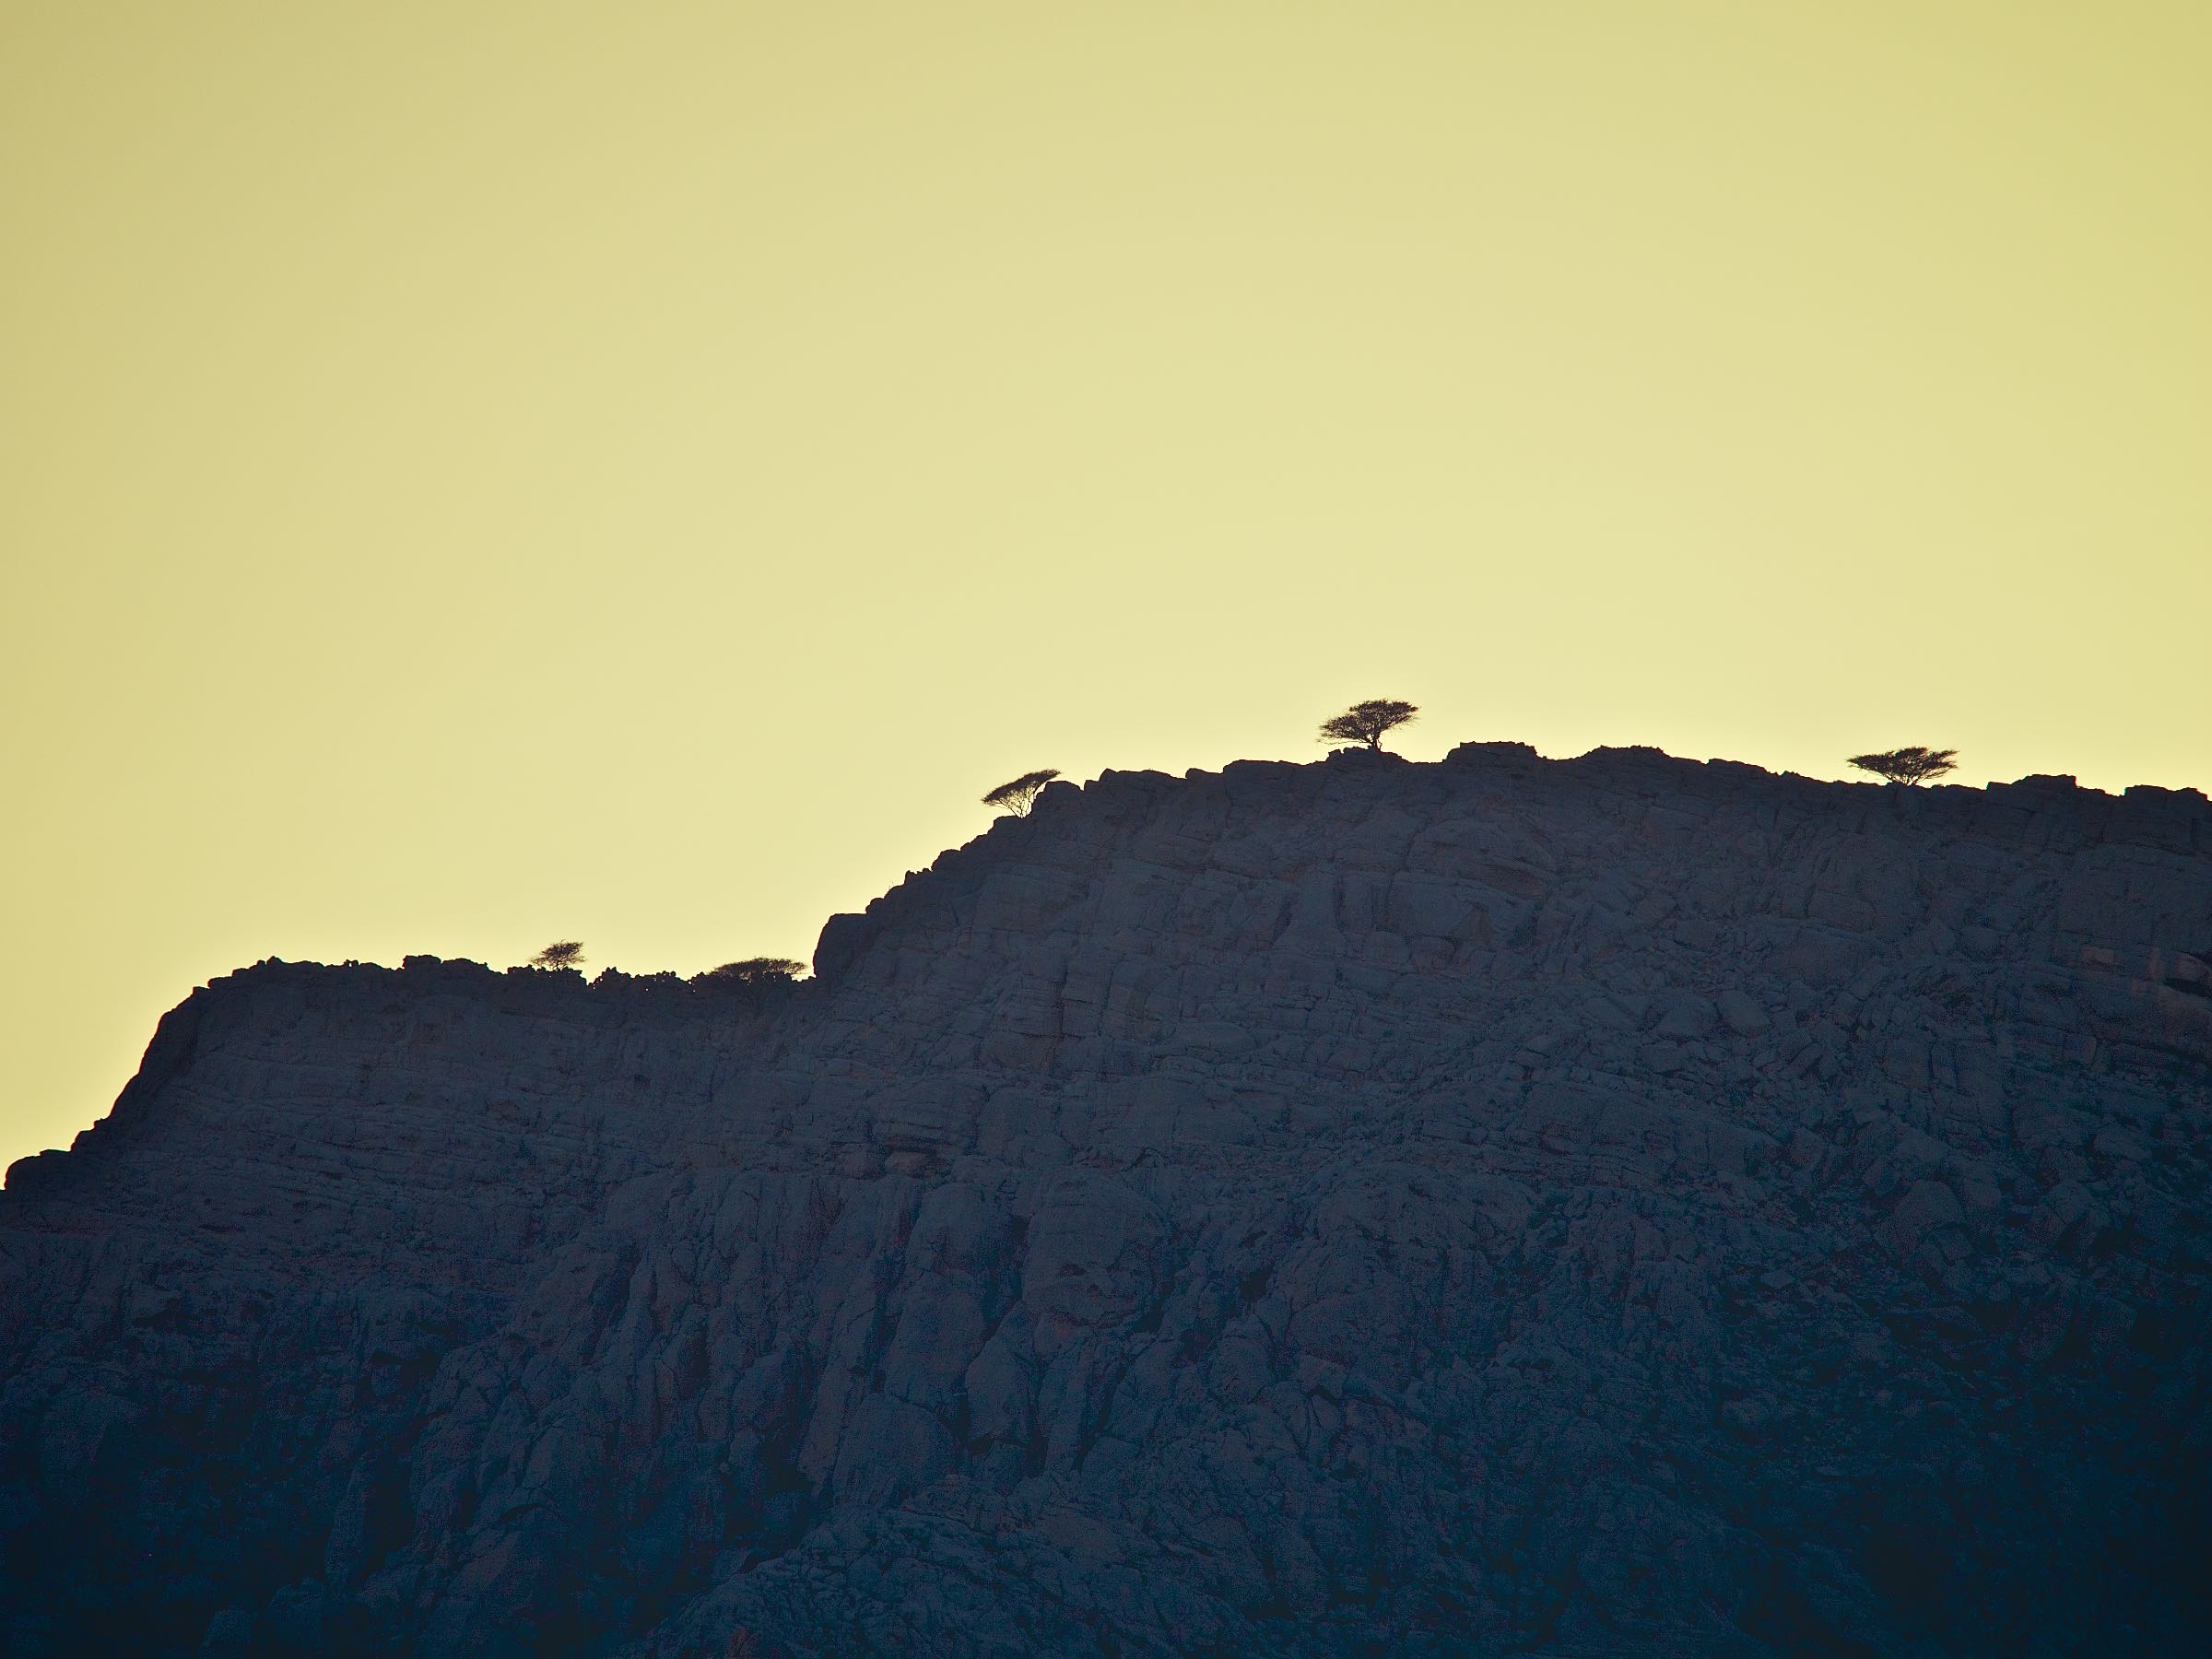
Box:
1847;746;1959;786
1319;699;1418;752
696;958;805;984
982;769;1061;816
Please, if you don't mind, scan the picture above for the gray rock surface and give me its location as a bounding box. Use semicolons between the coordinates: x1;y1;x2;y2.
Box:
4;744;2209;1655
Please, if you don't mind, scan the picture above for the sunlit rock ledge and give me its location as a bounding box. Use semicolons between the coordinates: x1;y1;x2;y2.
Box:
4;743;2208;1656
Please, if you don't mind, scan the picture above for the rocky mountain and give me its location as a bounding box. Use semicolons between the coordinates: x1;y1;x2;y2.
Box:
4;743;2208;1656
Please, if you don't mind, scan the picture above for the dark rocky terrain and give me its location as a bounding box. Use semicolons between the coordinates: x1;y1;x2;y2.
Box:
4;743;2209;1656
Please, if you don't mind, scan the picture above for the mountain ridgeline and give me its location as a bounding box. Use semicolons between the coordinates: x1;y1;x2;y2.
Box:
3;743;2208;1656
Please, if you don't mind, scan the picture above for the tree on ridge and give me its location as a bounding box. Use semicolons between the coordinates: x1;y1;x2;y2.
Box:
698;958;806;984
529;940;586;970
1319;700;1419;752
1846;747;1959;787
982;769;1061;816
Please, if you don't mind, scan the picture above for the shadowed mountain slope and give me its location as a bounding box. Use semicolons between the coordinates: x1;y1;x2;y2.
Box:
4;743;2209;1656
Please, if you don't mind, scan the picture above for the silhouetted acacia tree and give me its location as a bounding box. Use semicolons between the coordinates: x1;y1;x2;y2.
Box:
1847;747;1959;787
982;769;1061;816
1319;700;1418;752
530;940;585;970
697;958;806;984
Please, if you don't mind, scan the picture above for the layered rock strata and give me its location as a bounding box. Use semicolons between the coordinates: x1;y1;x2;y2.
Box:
4;744;2208;1655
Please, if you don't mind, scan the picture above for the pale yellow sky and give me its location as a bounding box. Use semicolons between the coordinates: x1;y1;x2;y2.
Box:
3;2;2206;1170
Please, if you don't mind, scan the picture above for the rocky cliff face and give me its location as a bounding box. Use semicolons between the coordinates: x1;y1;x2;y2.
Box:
4;744;2209;1657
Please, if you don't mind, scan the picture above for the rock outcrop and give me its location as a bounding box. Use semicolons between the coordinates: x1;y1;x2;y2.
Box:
4;744;2208;1656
